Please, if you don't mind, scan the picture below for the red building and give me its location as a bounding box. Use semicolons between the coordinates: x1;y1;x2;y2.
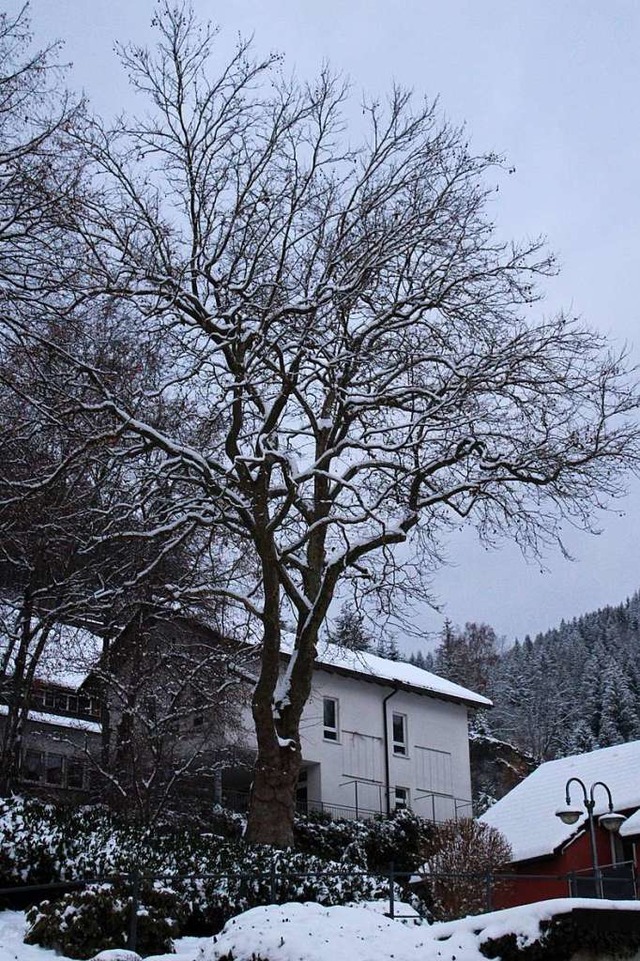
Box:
480;741;640;908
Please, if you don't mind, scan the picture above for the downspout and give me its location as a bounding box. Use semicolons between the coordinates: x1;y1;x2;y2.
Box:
382;687;399;815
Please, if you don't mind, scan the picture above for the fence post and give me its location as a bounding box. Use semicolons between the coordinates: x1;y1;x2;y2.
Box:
270;860;277;903
127;869;140;953
484;871;493;913
388;861;395;919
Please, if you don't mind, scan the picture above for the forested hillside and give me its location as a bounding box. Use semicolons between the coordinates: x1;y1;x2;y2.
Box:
411;592;640;764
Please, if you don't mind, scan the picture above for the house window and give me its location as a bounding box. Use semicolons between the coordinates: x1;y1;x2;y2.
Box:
21;751;87;791
392;713;407;755
54;692;68;712
23;749;44;782
79;694;100;718
45;753;64;786
66;758;86;790
394;786;410;811
323;697;339;741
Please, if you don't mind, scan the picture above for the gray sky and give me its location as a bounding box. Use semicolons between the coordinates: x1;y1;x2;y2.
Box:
20;0;640;646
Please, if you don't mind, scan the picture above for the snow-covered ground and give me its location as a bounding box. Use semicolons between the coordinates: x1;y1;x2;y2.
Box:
203;898;640;961
3;898;640;961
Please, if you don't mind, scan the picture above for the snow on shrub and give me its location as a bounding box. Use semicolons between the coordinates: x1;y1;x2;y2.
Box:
1;797;408;942
175;843;395;935
293;809;434;874
24;880;185;959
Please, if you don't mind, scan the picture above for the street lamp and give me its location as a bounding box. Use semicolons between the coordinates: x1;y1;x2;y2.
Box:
555;777;626;898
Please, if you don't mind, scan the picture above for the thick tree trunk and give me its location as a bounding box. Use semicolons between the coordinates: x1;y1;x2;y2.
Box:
245;744;301;847
244;494;335;846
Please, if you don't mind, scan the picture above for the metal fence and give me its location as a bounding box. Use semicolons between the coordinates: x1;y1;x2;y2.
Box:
2;860;638;954
220;789;383;821
220;790;474;823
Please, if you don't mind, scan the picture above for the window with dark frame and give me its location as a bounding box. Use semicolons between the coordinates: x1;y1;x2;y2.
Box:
394;786;409;811
392;712;407;755
66;758;86;790
45;753;64;786
21;751;87;790
323;697;339;741
54;692;68;712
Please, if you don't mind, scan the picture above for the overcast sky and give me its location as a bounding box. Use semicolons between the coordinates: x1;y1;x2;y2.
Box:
18;0;640;646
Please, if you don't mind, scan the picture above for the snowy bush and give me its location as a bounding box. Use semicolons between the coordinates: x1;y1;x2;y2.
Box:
24;880;185;959
2;796;426;941
175;842;395;935
480;910;640;960
0;795;72;884
208;805;246;840
0;796;216;884
293;809;434;874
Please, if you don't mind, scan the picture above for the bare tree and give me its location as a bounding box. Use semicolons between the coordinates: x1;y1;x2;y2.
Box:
0;319;232;792
4;5;640;844
84;613;248;825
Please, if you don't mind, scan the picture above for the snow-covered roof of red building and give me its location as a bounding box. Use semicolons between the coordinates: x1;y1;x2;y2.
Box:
283;638;492;708
480;740;640;862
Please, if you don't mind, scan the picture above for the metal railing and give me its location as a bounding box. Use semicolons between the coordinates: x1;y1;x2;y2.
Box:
220;789;473;823
221;789;384;821
569;860;637;900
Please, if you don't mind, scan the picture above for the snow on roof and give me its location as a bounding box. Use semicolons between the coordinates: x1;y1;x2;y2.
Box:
283;638;491;708
620;807;640;839
480;740;640;862
0;704;101;734
0;607;103;690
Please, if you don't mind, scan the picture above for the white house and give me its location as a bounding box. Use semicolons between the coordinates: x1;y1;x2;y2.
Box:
229;640;491;821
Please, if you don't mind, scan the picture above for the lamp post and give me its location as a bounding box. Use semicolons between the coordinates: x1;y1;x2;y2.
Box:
555;777;626;899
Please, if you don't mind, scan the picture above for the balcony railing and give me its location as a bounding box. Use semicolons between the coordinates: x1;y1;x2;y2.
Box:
221;789;472;823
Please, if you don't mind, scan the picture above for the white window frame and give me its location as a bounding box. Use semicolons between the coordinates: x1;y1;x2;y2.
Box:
392;712;408;756
394;785;410;811
323;696;340;742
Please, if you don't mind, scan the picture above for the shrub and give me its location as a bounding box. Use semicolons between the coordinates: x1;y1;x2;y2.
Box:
25;880;186;960
208;805;246;841
0;796;68;885
175;841;395;935
414;818;512;920
2;796;425;943
293;809;435;874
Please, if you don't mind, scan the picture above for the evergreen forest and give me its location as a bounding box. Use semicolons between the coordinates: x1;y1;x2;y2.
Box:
409;592;640;763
